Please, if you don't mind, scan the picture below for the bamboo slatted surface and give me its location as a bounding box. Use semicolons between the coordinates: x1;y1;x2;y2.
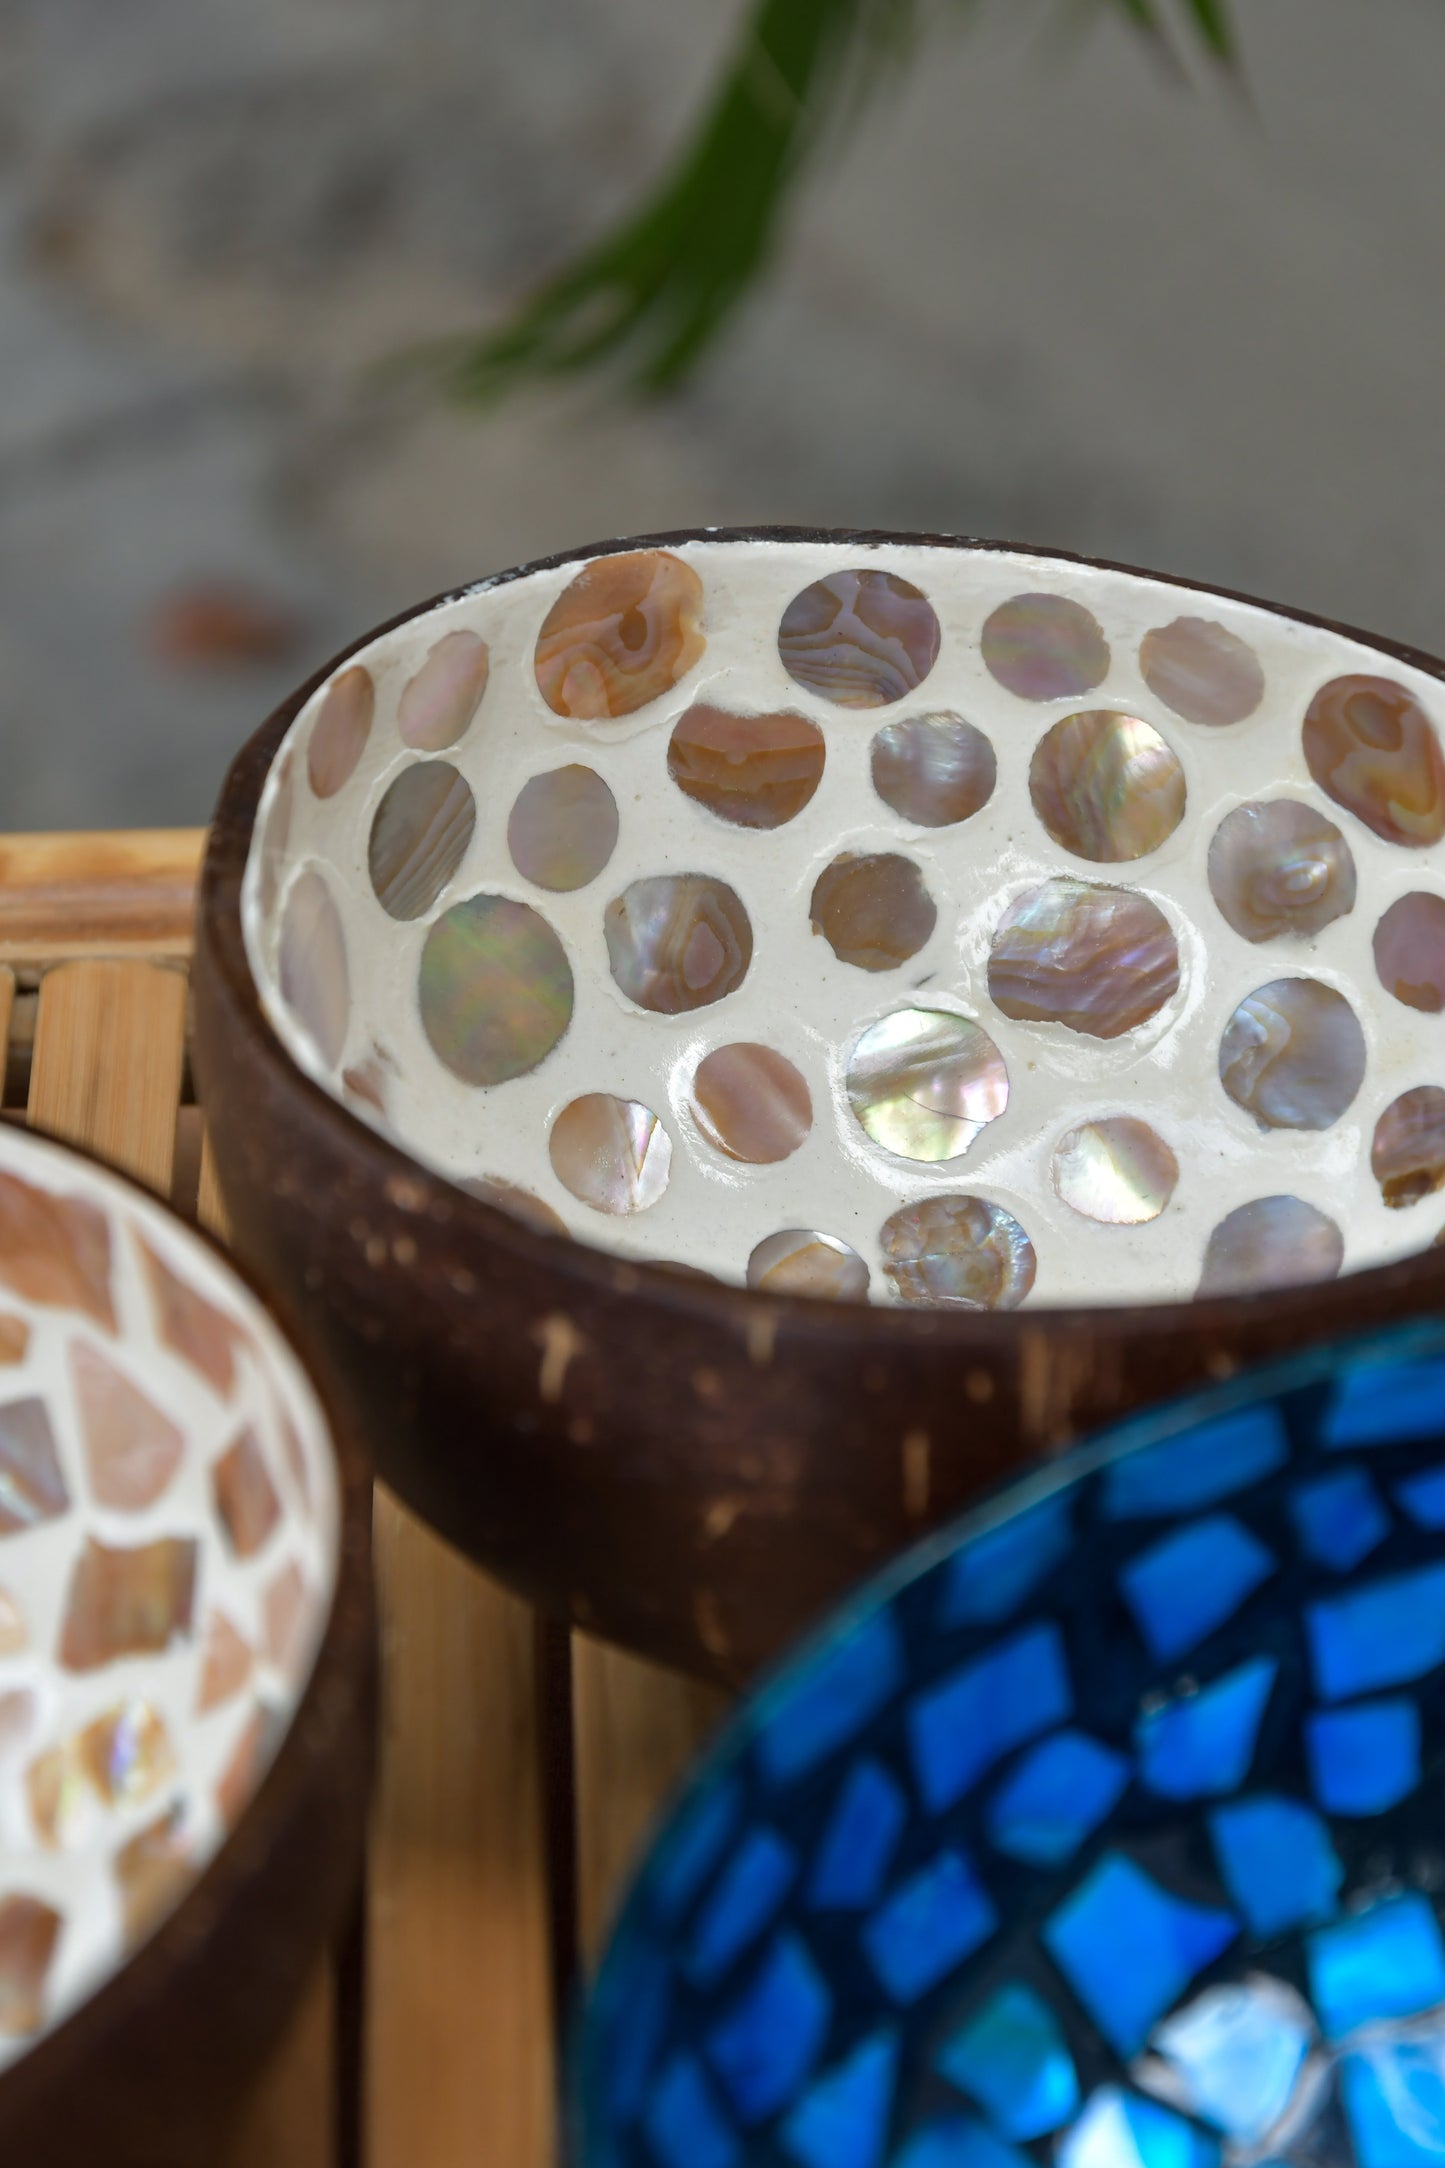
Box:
0;829;727;2166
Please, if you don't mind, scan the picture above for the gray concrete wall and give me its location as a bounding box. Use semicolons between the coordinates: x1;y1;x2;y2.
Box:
0;0;1440;827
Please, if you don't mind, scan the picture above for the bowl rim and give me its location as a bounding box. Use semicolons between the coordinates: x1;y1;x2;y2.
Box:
571;1307;1445;2161
200;523;1445;1344
0;1121;373;2125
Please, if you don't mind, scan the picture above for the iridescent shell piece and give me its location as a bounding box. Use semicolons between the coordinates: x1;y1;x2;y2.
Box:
306;665;373;799
0;1172;114;1331
870;713;996;828
1207;800;1356;944
810;853;936;971
981;594;1109;702
667;704;825;828
690;1045;813;1164
847;1009;1008;1162
1051;1117;1179;1226
459;1177;569;1236
746;1232;868;1302
69;1343;183;1513
777;569;940;709
279;870;350;1068
1028;711;1186;863
1218;978;1366;1131
534;550;704;720
549;1095;672;1215
605;876;752;1014
1302;674;1445;847
1197;1196;1344;1297
1374;891;1445;1012
58;1535;198;1673
419;894;573;1086
0;1400;67;1533
368;761;476;921
1139;616;1265;727
988;880;1180;1040
1371;1086;1445;1210
398;629;489;750
880;1195;1036;1309
507;766;619;893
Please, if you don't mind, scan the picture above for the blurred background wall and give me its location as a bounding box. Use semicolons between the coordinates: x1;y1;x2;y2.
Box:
0;0;1438;828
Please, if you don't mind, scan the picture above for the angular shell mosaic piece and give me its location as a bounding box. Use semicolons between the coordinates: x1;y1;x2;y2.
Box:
810;853;936;971
398;628;489;750
138;1238;246;1399
880;1195;1037;1308
507;767;619;892
690;1045;813;1165
1374;892;1445;1012
0;1399;68;1533
69;1342;182;1512
550;1095;672;1215
306;665;373;799
1218;978;1366;1132
667;704;825;829
116;1808;193;1946
747;1231;869;1302
870;712;996;827
1139;616;1265;727
420;895;573;1086
212;1427;282;1558
605;876;752;1014
1371;1087;1445;1210
0;1898;61;2039
58;1535;198;1672
0;1171;113;1331
1207;801;1356;944
1197;1195;1344;1296
368;762;476;920
1303;674;1445;847
981;594;1109;701
1029;712;1186;864
778;570;940;708
847;1009;1009;1163
1052;1118;1179;1226
535;550;704;720
988;881;1180;1040
279;870;350;1069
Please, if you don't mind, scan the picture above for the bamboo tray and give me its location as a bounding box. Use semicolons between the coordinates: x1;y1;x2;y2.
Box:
0;829;727;2167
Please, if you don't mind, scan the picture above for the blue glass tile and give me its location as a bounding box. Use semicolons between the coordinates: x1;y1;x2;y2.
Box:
808;1759;907;1912
1341;2039;1445;2168
1056;2087;1221;2168
891;2115;1032;2168
1289;1467;1389;1573
600;1941;671;2121
756;1614;904;1788
908;1623;1072;1815
706;1933;832;2125
1306;1563;1445;1701
1103;1408;1288;1520
863;1851;998;2007
937;1982;1079;2139
780;2028;899;2168
1151;1978;1312;2144
1322;1358;1445;1448
1306;1894;1445;2042
938;1493;1073;1628
1306;1697;1421;1816
1208;1795;1343;1936
1136;1657;1277;1800
1119;1516;1274;1664
985;1731;1130;1867
643;2054;739;2168
1396;1464;1445;1530
1043;1854;1238;2058
687;1828;798;1987
650;1781;741;1925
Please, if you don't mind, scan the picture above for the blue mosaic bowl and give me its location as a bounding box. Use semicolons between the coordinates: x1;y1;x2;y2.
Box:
578;1324;1445;2168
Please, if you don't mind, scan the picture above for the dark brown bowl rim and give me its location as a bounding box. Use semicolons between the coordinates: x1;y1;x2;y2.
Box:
201;523;1445;1350
0;1124;373;2125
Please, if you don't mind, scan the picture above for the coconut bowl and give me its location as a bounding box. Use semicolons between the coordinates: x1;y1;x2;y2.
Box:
579;1325;1445;2168
193;527;1445;1685
0;1126;372;2168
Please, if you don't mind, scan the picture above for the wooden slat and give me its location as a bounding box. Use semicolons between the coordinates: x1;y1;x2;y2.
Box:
27;960;188;1193
0;829;203;964
0;968;13;1108
367;1492;555;2168
573;1638;728;1961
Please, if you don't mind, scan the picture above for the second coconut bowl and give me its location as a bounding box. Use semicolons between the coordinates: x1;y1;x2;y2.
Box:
194;528;1445;1683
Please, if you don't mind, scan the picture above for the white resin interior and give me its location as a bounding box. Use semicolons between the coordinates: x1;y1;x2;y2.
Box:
243;537;1445;1308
